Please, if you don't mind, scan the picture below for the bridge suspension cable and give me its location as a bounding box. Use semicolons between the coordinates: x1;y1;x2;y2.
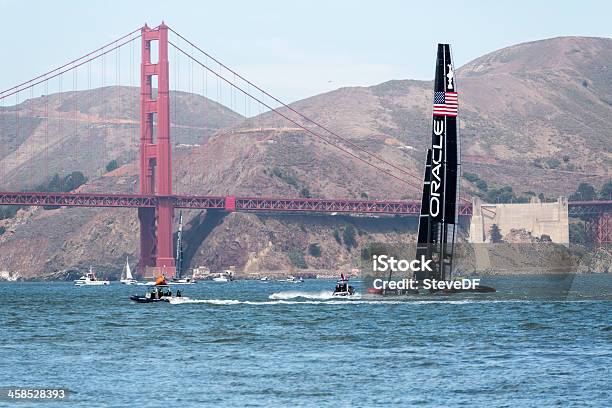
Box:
167;27;425;190
0;28;142;101
0;27;142;193
168;40;422;191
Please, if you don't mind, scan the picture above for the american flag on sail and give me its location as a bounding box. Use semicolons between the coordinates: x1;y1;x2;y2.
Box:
433;91;458;117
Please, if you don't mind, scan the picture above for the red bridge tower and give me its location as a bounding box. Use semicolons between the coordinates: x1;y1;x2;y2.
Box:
138;23;175;278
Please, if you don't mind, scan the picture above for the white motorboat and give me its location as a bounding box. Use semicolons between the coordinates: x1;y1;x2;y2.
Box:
260;276;269;281
169;278;196;285
120;257;138;285
213;269;233;282
286;276;303;283
74;267;110;286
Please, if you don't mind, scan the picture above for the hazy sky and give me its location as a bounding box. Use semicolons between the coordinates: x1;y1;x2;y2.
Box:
1;0;610;104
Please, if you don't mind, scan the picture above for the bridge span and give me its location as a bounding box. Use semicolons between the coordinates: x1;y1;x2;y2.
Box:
1;191;610;218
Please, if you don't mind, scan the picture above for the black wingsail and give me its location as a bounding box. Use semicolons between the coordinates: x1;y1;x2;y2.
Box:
415;44;460;282
415;149;433;281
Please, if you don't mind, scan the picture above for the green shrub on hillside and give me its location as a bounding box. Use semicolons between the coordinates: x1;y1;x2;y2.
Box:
343;225;357;250
600;181;612;200
272;167;299;188
463;172;480;183
570;183;596;201
288;248;308;269
0;205;22;220
546;158;560;169
308;243;321;257
332;228;341;244
569;223;586;245
475;180;488;191
105;159;118;172
360;242;391;260
489;224;503;243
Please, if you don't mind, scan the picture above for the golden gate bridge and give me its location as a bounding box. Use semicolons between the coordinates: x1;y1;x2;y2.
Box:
0;23;610;277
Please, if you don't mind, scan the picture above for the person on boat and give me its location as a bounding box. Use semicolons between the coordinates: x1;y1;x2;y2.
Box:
334;274;348;293
176;290;181;297
335;280;346;293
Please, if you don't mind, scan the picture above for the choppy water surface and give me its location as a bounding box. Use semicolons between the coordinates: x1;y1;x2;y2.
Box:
1;275;611;407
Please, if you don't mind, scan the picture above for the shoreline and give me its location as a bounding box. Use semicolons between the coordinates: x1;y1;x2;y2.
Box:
0;270;608;283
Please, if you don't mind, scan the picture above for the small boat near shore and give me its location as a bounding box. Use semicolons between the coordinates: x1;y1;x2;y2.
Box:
74;267;110;286
169;278;196;285
213;270;233;282
286;276;303;283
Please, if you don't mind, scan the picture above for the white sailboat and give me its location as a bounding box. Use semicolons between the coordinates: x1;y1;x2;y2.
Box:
74;266;110;286
120;257;138;285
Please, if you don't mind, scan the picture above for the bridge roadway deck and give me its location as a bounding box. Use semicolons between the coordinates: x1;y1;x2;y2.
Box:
0;192;610;216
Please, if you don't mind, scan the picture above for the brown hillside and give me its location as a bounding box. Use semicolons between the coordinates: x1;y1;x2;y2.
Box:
1;36;610;279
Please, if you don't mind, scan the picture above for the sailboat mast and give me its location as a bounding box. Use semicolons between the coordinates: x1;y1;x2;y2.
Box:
438;44;459;281
175;211;183;279
446;46;461;280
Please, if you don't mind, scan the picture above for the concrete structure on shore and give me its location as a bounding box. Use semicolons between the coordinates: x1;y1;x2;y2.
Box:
469;197;569;244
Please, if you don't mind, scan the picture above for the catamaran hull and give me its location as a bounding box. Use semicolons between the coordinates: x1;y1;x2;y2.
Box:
367;288;418;296
439;285;496;294
367;285;496;295
75;282;110;286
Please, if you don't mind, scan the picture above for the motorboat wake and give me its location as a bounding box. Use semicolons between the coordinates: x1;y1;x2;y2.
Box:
269;290;360;300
